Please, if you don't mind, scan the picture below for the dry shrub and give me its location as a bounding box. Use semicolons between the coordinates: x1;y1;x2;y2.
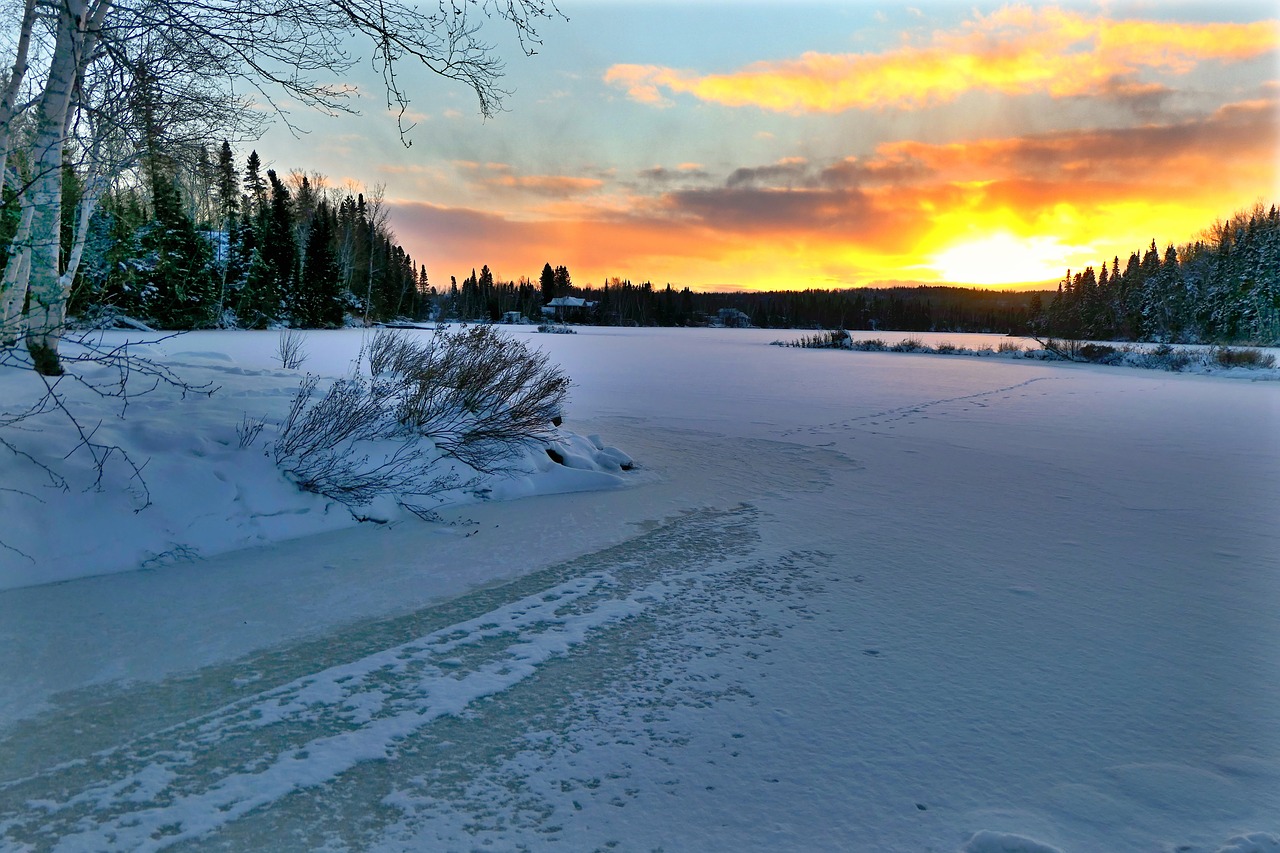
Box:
369;326;571;472
276;328;309;369
1213;346;1276;368
273;326;568;512
272;374;439;510
778;331;849;349
1078;343;1120;364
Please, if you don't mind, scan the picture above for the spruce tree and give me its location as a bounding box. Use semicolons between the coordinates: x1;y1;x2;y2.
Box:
139;174;216;328
243;151;267;217
554;264;571;296
540;262;555;304
298;200;342;326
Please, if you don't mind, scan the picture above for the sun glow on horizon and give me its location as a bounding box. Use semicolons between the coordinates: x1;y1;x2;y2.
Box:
930;232;1081;286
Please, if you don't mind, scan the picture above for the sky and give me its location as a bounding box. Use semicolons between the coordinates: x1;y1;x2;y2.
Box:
260;1;1280;292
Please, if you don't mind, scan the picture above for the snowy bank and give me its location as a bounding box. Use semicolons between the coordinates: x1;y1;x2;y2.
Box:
774;330;1280;379
0;328;633;590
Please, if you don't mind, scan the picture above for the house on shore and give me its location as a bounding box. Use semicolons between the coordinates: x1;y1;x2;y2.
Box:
541;296;596;323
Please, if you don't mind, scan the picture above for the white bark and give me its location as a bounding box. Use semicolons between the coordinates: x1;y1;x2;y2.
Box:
23;0;112;373
60;174;107;293
0;0;37;196
0;201;33;347
0;0;38;348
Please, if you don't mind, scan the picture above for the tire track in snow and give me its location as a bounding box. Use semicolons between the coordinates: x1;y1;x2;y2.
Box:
365;548;835;852
0;506;760;852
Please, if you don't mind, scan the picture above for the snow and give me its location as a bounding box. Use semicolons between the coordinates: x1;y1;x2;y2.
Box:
1;326;1278;852
0;328;633;588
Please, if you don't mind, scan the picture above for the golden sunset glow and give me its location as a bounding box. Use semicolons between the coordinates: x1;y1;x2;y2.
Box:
316;2;1280;293
931;234;1078;286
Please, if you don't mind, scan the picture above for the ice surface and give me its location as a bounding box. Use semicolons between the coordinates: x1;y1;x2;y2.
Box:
1;326;1277;851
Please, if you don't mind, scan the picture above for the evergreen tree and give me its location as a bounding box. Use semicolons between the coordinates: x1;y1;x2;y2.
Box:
243;151;267;218
540;262;555;304
297;200;342;326
214;141;240;320
138;173;217;328
238;169;294;326
554;264;571;296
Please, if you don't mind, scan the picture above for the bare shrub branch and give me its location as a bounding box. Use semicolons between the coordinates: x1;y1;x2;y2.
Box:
273;325;570;516
271;373;459;512
0;327;215;555
374;326;570;473
236;413;265;448
276;328;309;369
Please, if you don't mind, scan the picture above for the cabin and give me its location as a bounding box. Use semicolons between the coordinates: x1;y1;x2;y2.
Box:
541;296;596;323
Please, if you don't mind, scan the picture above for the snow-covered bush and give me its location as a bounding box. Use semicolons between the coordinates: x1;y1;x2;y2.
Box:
273;326;573;516
1132;343;1193;371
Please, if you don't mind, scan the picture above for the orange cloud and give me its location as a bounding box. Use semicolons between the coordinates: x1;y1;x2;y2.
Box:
453;161;604;198
605;6;1279;113
874;98;1278;189
489;174;605;195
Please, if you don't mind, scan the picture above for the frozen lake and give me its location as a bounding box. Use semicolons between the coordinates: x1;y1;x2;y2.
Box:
1;326;1277;852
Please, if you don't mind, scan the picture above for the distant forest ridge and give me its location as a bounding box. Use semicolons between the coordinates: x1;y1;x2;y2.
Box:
538;202;1280;343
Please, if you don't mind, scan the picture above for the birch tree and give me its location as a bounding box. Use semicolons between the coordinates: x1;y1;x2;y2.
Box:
0;0;38;196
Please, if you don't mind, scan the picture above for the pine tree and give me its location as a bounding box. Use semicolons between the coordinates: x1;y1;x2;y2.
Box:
214;141;240;321
243;151;267;218
540;262;555;304
238;169;294;327
554;264;571;296
139;173;216;328
297;200;342;326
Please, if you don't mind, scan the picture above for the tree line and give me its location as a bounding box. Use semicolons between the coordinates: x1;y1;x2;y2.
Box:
1038;203;1280;345
23;143;431;330
440;269;1048;333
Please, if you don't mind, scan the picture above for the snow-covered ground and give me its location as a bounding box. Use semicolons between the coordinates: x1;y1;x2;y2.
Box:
1;326;1277;852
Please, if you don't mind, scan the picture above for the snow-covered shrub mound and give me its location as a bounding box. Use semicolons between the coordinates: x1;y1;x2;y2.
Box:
273;327;591;518
0;328;631;589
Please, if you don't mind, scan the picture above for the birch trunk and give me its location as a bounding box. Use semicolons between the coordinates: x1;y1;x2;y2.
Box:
0;0;38;348
24;0;111;375
0;0;37;196
0;201;33;347
58;174;106;295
